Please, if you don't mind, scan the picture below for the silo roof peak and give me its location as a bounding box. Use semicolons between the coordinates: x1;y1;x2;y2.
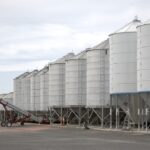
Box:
111;17;142;34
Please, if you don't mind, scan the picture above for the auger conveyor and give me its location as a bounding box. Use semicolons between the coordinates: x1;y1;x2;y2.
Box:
0;98;42;123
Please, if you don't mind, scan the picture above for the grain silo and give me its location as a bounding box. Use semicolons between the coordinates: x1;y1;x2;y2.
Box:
49;53;74;123
109;17;141;127
0;92;14;121
39;66;49;111
86;39;110;126
14;72;30;110
137;21;150;126
21;73;32;111
137;21;150;94
87;39;109;107
49;53;74;107
65;51;86;124
30;70;39;111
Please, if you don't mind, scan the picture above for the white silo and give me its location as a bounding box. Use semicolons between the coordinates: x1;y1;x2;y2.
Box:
137;21;150;113
30;70;39;111
21;73;31;111
1;92;13;104
14;72;30;109
109;18;141;94
109;18;142;126
0;92;13;113
49;53;74;107
137;21;150;92
39;66;49;111
86;39;110;107
65;51;86;107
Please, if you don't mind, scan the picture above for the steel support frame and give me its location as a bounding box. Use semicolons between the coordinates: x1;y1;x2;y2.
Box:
49;107;67;125
87;107;110;128
67;107;87;126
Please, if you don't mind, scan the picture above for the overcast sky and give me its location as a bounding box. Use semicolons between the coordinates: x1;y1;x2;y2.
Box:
0;0;150;93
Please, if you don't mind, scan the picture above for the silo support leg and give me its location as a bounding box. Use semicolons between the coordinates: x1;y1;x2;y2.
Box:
146;108;148;132
110;107;112;129
78;107;81;126
142;109;144;130
116;107;119;129
101;108;104;128
138;108;140;131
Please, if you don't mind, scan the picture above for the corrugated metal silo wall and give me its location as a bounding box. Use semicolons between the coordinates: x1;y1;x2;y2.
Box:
86;48;110;107
30;73;41;111
110;32;137;94
14;78;22;109
65;59;86;106
137;24;150;93
40;69;49;111
49;63;65;107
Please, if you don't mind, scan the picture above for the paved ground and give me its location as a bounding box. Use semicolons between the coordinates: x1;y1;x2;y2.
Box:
0;124;150;150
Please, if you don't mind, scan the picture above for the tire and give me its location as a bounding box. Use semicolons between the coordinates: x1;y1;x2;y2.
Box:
6;122;12;127
1;121;6;127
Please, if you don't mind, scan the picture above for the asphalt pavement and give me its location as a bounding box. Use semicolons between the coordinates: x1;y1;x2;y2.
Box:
0;124;150;150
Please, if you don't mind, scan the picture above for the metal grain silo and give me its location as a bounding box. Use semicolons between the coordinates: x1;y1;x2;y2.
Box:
86;39;110;107
30;70;39;111
39;66;49;111
137;21;150;92
109;18;143;127
65;51;86;106
14;72;30;109
109;18;141;94
137;21;150;112
49;53;74;107
21;73;32;111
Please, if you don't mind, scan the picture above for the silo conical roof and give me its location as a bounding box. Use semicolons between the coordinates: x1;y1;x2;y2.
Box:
111;17;141;34
50;53;75;64
68;50;86;60
91;39;109;50
137;19;150;26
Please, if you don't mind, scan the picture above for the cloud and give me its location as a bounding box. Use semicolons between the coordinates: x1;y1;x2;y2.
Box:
0;0;150;92
0;60;50;72
0;23;107;72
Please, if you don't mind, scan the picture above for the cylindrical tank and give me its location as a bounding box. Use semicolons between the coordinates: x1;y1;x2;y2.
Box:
109;18;141;94
86;39;110;107
137;21;150;92
39;66;49;111
21;73;31;111
65;51;86;106
49;53;74;107
0;92;13;110
13;72;30;110
30;70;39;111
